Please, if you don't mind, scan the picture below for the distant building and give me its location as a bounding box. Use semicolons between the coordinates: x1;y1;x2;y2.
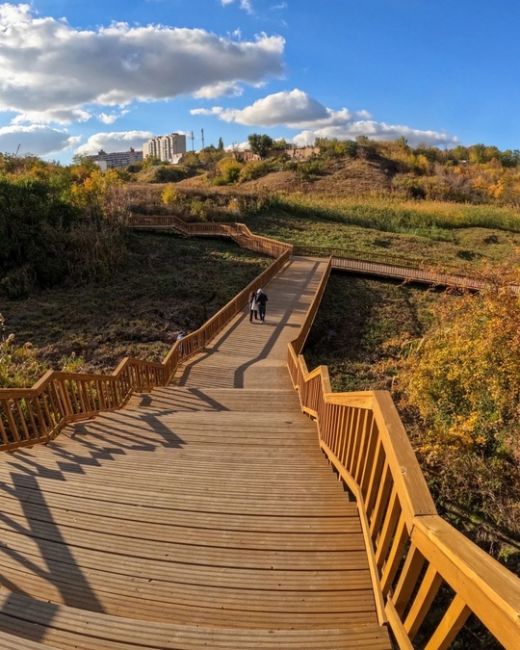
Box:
86;148;143;170
143;133;187;163
286;146;321;160
231;150;261;163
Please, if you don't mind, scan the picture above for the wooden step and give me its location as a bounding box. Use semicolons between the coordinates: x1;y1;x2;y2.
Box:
0;590;392;649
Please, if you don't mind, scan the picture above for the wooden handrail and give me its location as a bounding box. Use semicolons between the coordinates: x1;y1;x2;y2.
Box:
0;217;292;451
2;214;519;648
287;257;520;649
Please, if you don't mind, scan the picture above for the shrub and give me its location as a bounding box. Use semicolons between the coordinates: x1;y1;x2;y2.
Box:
161;184;179;207
401;280;520;538
214;157;242;185
152;165;190;183
239;160;275;182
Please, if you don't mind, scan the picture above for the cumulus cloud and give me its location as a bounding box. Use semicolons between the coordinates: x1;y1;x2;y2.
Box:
192;88;458;147
191;89;352;128
0;124;78;155
75;131;154;155
292;122;458;148
0;3;284;123
10;108;92;125
221;0;254;13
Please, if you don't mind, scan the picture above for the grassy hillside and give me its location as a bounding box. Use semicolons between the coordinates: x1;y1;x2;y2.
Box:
244;197;520;273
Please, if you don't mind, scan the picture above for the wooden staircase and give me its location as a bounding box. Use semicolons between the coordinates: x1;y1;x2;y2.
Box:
0;218;518;648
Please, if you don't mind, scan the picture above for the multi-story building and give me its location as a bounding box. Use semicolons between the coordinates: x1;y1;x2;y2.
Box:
86;148;143;170
143;133;187;163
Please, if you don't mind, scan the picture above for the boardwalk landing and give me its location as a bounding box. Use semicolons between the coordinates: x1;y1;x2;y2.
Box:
0;257;391;649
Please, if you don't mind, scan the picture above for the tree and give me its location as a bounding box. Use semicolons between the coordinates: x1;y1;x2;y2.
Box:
248;133;273;159
217;137;224;151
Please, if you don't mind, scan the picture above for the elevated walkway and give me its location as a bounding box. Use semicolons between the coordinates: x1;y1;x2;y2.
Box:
0;257;390;648
0;218;519;648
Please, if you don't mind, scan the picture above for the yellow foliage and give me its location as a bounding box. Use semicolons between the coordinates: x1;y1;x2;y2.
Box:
161;184;178;206
403;279;520;455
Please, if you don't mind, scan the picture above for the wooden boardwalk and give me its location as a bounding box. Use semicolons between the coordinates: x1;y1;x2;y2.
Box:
0;257;391;649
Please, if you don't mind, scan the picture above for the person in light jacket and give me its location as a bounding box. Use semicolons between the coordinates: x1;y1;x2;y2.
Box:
249;290;258;322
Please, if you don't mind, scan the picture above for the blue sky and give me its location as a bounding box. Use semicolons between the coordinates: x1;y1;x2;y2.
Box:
0;0;519;160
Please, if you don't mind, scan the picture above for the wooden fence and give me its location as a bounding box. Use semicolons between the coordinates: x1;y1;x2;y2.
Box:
0;218;292;450
288;256;520;649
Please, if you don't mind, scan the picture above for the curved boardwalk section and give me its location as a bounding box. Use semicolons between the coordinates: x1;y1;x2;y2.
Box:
0;257;391;648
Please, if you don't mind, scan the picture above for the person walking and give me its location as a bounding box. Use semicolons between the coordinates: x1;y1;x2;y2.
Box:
249;290;258;322
256;288;268;322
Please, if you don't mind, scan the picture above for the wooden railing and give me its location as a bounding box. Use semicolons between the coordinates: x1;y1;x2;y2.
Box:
0;218;292;451
288;256;520;649
2;215;519;648
293;244;489;291
128;214;290;258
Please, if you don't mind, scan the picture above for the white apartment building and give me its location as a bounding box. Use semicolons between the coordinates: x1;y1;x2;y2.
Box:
143;133;187;163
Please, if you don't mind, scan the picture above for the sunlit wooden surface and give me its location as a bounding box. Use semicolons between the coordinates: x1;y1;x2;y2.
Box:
0;257;391;649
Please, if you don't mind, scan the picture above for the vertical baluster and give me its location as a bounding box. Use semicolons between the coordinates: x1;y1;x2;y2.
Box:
2;399;21;444
423;595;471;650
338;406;352;465
47;381;62;426
380;515;408;596
68;379;80;414
344;407;359;472
14;400;30;441
404;565;443;641
362;440;384;509
374;486;400;568
40;390;54;434
369;461;392;535
32;394;48;437
76;379;88;413
56;379;73;418
354;411;373;483
0;404;10;447
392;544;426;616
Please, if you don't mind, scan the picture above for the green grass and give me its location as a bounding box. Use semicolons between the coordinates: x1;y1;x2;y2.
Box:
275;193;520;234
245;200;520;273
1;233;269;381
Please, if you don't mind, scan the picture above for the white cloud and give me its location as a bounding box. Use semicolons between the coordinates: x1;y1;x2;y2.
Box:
192;88;458;147
10;109;92;125
221;0;254;14
191;89;353;128
193;81;244;99
0;4;284;123
0;124;78;155
293;121;458;148
191;106;225;117
98;109;130;125
75;130;154;155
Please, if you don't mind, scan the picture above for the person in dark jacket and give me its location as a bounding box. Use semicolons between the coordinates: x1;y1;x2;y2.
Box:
256;288;268;322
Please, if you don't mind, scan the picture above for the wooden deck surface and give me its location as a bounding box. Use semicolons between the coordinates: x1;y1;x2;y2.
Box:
0;257;391;648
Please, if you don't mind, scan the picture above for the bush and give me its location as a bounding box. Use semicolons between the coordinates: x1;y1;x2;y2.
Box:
297;159;327;179
161;184;179;207
152;165;190;183
401;280;520;540
239;160;275;182
0;171;128;296
213;157;242;185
